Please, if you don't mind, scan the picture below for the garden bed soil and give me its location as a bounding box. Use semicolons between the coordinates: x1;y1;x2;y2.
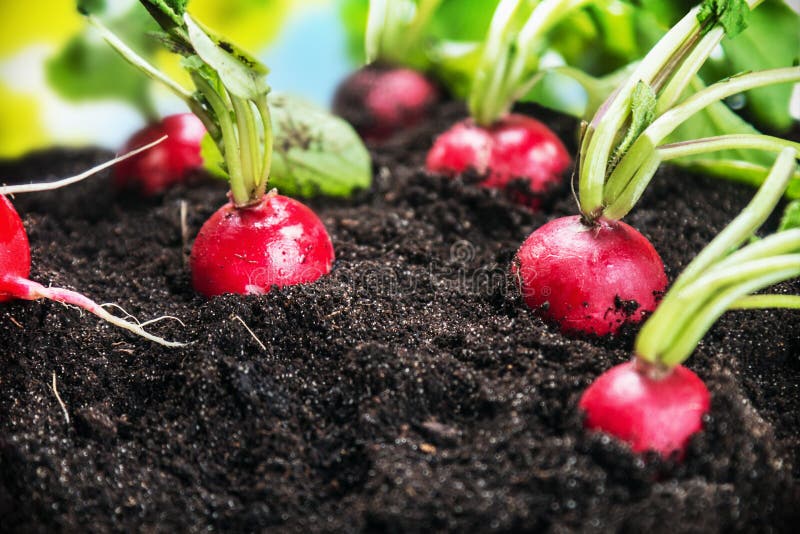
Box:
0;103;798;532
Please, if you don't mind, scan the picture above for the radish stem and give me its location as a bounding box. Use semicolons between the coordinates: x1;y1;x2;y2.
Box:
730;294;800;309
658;135;800;161
636;147;799;366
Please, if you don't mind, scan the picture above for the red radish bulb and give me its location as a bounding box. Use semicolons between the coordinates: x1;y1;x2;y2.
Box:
0;195;181;346
0;195;31;302
579;360;710;457
426;114;571;208
333;66;440;143
115;113;206;195
513;215;667;336
190;193;335;297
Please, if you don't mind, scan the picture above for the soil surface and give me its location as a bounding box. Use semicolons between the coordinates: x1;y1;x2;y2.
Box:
1;103;798;533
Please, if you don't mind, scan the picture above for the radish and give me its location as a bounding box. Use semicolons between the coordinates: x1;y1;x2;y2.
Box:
513;216;666;336
87;1;336;297
427;114;570;208
334;0;444;143
115;113;206;195
191;192;334;297
334;65;439;144
579;360;710;457
581;147;800;458
425;0;587;206
514;0;800;335
0;141;184;347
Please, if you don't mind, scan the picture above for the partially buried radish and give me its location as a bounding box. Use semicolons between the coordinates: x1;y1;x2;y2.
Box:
334;65;439;144
115;113;206;195
514;1;800;335
333;0;444;144
426;0;581;207
513;216;666;336
87;2;334;297
427;114;570;208
581;148;800;458
1;142;183;347
191;192;333;297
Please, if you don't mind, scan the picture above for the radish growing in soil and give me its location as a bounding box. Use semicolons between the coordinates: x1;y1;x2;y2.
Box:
581;147;800;458
514;0;800;335
115;113;206;195
426;0;585;208
1;140;183;347
334;0;442;143
85;0;342;297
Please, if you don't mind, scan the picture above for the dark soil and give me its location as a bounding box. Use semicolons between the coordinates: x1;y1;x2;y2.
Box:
1;103;798;533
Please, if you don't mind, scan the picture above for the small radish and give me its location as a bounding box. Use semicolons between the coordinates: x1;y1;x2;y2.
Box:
191;192;334;297
334;0;445;144
513;216;666;336
0;142;184;347
114;113;206;195
424;0;588;207
426;114;570;208
89;3;337;297
580;148;799;458
334;66;440;144
579;360;709;457
513;1;800;335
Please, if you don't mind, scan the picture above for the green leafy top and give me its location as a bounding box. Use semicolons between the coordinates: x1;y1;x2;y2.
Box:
365;0;443;67
636;147;800;368
467;0;595;126
82;0;371;204
576;0;800;222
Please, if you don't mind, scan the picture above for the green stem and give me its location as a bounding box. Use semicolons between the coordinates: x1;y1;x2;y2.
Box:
645;67;800;145
194;76;248;205
655;26;725;114
469;0;591;126
658;266;800;365
602;151;661;220
635;147;798;365
730;294;800;309
715;229;800;271
231;96;257;197
86;14;219;139
254;95;273;199
646;255;800;364
578;6;703;216
579;0;767;218
468;0;524;126
677;159;800;189
672;148;797;292
601;68;800;215
658;134;800;161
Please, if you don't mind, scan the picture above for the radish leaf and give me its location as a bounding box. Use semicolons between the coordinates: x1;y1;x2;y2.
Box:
269;95;372;197
779;201;800;232
184;14;269;100
697;0;749;37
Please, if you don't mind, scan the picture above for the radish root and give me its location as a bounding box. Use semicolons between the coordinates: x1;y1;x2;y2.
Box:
0;136;168;195
2;276;185;348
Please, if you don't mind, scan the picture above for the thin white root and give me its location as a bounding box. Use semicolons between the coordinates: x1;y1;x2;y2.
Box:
138;315;187;328
6;276;187;348
0;136;168;195
98;303;186;327
84;303;187;348
232;315;267;351
51;372;70;424
180;200;189;251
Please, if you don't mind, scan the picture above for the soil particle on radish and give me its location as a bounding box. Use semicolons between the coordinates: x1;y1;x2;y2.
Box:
0;105;797;532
